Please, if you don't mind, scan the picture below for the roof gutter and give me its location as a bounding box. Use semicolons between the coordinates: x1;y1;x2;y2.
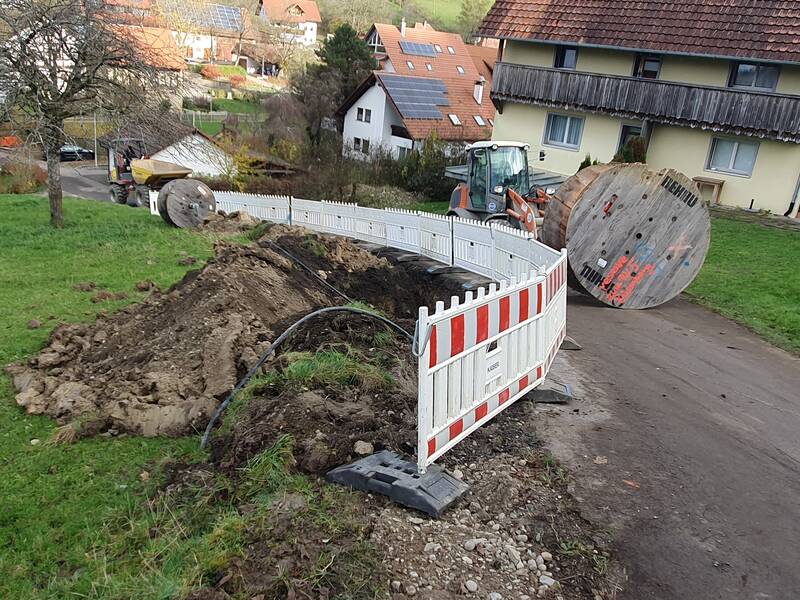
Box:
479;34;800;67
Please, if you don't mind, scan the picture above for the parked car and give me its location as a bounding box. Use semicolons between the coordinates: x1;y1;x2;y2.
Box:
59;145;94;162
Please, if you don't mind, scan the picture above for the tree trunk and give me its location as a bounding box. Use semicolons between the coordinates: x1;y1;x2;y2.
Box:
44;121;65;228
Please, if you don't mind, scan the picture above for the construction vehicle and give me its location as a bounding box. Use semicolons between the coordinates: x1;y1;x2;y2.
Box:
445;141;561;236
445;141;712;309
107;138;192;207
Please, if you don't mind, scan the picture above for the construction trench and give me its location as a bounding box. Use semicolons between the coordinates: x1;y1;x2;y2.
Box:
7;218;622;599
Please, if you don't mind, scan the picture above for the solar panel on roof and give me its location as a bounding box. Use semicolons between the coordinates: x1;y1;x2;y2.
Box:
379;74;449;120
399;41;437;57
159;0;243;31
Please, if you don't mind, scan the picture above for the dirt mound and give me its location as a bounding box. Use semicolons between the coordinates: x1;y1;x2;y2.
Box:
201;210;261;234
7;226;427;437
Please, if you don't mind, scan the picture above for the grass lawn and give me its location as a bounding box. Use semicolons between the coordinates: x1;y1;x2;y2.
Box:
409;199;450;214
686;212;800;354
0;195;218;598
210;98;262;114
196;121;223;137
408;0;462;29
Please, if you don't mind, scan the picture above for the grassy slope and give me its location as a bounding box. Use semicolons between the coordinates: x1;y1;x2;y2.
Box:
686;212;800;354
0;195;215;598
408;0;462;30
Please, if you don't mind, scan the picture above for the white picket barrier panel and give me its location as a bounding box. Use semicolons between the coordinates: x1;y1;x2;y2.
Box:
492;224;538;282
149;190;160;216
452;217;495;278
214;192;291;224
353;205;388;245
291;197;327;233
384;208;422;253
322;201;358;239
419;213;453;265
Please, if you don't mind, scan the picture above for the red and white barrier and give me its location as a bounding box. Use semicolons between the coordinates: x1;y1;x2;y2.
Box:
416;250;568;472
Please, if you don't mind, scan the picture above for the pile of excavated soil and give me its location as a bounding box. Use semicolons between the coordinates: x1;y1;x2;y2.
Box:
6;225;434;437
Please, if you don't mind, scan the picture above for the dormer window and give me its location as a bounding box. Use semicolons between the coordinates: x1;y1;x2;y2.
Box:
474;115;486;126
448;114;461;125
434;44;442;53
406;60;415;70
447;46;455;54
456;65;465;75
730;62;779;92
426;63;433;71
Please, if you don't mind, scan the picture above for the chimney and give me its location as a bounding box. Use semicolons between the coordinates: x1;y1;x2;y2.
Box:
400;17;406;37
474;75;486;105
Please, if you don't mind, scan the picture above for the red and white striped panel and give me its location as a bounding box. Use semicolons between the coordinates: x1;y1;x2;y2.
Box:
428;281;544;369
546;258;568;304
425;361;546;461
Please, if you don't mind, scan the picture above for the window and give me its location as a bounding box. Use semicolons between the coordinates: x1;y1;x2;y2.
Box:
353;137;362;152
397;146;411;159
447;46;455;54
730;62;780;91
618;124;642;152
456;65;465;75
448;114;461;125
406;60;415;70
707;137;759;176
356;107;371;123
434;44;442;53
554;46;578;70
474;115;486;126
634;54;661;79
544;113;584;149
488;118;494;127
362;138;370;154
426;62;433;71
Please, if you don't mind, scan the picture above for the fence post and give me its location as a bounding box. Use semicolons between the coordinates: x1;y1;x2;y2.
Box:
288;196;293;226
416;304;433;473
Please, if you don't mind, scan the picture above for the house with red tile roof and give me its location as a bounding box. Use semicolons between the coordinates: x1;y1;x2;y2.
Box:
336;21;497;159
480;0;800;218
256;0;321;46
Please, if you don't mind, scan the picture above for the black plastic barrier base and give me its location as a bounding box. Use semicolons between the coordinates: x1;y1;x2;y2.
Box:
326;450;468;518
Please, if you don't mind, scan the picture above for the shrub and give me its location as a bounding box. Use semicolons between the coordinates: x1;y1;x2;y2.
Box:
270;139;301;163
578;154;601;171
229;74;246;88
0;156;47;194
613;136;647;164
201;64;222;80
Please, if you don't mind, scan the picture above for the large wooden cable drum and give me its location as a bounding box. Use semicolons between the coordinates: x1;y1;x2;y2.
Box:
542;163;711;309
157;179;217;229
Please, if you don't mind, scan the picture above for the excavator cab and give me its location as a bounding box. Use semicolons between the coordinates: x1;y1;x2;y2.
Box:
447;141;541;233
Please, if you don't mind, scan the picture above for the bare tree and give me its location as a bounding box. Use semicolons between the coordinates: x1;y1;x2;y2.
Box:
0;0;179;227
153;0;211;57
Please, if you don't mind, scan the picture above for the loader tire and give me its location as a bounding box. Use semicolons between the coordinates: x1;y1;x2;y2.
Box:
109;184;128;205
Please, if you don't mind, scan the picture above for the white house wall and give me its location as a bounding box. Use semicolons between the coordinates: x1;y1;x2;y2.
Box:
151;134;233;177
343;84;414;159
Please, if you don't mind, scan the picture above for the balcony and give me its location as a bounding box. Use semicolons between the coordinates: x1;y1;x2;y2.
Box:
491;62;800;143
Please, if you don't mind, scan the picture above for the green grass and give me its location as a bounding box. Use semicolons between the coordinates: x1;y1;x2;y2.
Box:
407;0;462;29
196;121;223;137
0;195;217;597
274;350;395;391
409;200;450;214
686;212;800;354
216;64;247;79
211;98;261;114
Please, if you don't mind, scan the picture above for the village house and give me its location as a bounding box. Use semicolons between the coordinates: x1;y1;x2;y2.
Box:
255;0;322;47
479;0;800;217
337;21;497;159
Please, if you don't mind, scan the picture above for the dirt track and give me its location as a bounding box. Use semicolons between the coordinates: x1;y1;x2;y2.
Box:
542;290;800;599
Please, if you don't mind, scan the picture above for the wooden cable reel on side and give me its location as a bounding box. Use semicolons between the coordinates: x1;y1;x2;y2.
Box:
542;163;711;309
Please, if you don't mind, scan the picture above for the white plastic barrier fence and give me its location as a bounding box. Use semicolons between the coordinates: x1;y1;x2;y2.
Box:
419;213;453;265
213;192;291;224
322;201;358;239
452;217;495;278
202;190;569;472
384;208;421;254
416;249;568;471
